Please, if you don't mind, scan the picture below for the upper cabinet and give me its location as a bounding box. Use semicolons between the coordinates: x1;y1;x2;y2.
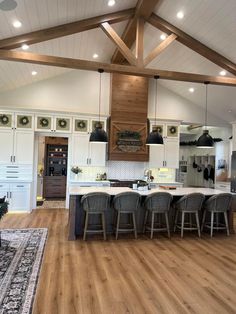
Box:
150;121;179;139
0;112;34;130
35;115;72;133
72;117;107;134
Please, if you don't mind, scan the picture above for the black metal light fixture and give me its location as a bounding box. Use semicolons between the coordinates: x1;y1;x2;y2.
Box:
196;82;214;148
89;69;108;143
146;75;163;145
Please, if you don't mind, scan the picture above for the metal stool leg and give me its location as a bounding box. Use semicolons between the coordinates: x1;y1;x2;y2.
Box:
150;212;155;239
224;211;230;236
201;210;206;231
132;212;137;239
143;210;148;233
165;212;170;238
174;210;179;232
181;211;185;238
210;211;214;238
195;212;201;238
101;212;106;240
116;211;120;240
83;211;89;241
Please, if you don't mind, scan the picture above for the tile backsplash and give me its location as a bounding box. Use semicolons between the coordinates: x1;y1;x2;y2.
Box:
70;161;176;182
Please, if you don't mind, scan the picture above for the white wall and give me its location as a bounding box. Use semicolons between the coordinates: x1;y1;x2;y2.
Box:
0;70;110;116
0;69;230;127
148;80;229;127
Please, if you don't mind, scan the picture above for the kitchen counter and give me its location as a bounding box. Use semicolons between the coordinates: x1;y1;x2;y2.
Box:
68;187;235;240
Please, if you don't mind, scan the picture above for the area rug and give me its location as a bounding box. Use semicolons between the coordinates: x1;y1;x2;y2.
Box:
0;228;48;314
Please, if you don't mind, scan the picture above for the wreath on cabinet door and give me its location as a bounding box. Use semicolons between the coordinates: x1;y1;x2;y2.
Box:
169;126;177;134
58;118;67;128
152;125;163;134
39;117;49;127
19;115;29;126
0;114;9;125
76;120;86;129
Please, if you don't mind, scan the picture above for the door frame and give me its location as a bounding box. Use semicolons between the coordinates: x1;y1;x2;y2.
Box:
32;132;72;210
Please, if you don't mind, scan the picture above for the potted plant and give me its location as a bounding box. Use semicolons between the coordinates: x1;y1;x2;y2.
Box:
71;166;82;180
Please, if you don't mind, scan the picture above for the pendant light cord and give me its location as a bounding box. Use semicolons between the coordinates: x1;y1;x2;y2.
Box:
154;75;159;125
204;81;209;130
98;69;104;123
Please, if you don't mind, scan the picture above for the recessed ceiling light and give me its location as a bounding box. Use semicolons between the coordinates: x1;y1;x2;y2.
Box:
189;87;194;93
228;110;232;113
22;44;29;50
160;34;167;40
31;71;37;76
177;11;184;19
219;70;226;76
93;53;98;59
13;20;22;28
108;0;115;6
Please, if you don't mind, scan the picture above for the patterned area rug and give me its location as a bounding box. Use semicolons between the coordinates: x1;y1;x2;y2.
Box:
0;228;47;314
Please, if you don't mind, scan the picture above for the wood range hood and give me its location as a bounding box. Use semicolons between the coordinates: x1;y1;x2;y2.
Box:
108;73;149;162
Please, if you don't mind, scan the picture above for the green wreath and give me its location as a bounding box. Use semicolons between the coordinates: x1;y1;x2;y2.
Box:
19;116;29;126
58;118;67;128
77;120;86;129
0;114;9;125
169;126;177;134
39;117;49;127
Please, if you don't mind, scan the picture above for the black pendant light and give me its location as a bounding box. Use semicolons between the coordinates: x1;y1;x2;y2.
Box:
196;82;214;148
89;69;108;143
146;75;163;145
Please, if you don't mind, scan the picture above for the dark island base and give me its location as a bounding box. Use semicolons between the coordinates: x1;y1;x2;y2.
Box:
68;195;234;240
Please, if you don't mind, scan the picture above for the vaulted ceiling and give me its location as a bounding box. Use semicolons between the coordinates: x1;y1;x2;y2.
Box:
0;0;235;123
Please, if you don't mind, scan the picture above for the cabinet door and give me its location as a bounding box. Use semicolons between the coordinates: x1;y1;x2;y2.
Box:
71;134;89;166
0;183;9;200
0;129;14;164
89;143;106;166
14;131;34;164
10;184;31;212
149;145;165;168
164;138;179;168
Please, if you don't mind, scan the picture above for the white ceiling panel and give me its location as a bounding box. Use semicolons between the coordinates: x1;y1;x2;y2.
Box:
0;0;235;122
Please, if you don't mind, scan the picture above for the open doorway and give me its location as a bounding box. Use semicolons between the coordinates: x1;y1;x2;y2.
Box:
36;136;68;209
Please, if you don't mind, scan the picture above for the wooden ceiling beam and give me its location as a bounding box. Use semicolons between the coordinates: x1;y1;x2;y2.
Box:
111;0;161;64
144;33;177;67
0;8;134;50
100;22;136;66
148;13;236;76
0;50;236;86
135;18;144;67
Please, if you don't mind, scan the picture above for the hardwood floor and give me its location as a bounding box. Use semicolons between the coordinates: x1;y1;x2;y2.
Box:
1;208;236;314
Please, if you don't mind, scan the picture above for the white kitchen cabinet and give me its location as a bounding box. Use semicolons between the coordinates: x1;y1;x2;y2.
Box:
0;183;31;212
149;138;179;168
0;129;14;164
35;115;72;133
71;134;106;167
0;129;34;165
149;120;180;169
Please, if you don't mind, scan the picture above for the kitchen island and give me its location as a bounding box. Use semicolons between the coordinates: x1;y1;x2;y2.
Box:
68;187;235;240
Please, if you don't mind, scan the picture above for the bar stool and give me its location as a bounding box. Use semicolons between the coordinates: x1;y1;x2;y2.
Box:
143;192;172;239
81;192;110;240
174;193;205;238
201;193;232;237
113;192;140;240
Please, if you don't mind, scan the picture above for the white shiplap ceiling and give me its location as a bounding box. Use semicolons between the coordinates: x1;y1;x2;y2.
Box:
0;0;235;123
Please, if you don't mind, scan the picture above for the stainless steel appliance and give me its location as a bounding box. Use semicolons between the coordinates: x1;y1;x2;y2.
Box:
231;151;236;193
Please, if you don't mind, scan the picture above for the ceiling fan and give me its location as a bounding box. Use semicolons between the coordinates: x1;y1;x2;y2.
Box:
0;0;17;11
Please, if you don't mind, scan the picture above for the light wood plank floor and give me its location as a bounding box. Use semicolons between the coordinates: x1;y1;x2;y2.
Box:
1;208;236;314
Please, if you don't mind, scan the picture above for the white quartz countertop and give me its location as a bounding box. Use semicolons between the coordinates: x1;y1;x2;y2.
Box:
69;186;229;196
